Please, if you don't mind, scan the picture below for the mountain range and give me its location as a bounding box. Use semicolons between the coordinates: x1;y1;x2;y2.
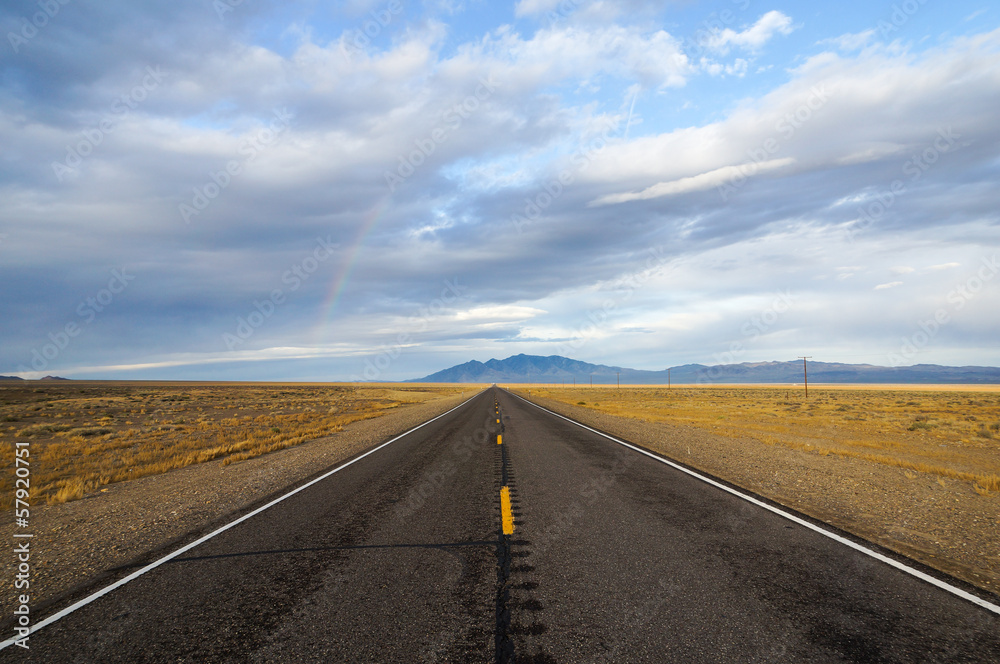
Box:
409;354;1000;384
0;375;68;381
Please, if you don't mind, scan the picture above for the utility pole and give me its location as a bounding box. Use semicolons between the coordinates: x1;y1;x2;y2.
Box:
617;371;620;389
798;357;812;398
590;373;593;387
668;367;671;390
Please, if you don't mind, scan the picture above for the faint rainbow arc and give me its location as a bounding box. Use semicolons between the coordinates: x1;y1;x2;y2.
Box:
314;198;390;342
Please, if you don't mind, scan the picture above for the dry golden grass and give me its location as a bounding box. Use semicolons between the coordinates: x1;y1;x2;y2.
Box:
521;385;1000;494
0;382;463;508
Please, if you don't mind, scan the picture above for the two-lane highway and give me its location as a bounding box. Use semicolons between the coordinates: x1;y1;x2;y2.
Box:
3;387;998;662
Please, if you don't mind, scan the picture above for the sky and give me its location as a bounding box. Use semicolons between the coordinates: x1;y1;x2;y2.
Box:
1;0;998;381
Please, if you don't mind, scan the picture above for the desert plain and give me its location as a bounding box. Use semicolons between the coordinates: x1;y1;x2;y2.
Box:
2;381;998;612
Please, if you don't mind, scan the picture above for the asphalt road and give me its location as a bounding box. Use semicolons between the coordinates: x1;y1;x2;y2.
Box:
3;387;999;662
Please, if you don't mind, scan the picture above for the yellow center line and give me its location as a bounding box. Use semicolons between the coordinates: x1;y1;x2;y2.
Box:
497;434;502;445
500;486;515;535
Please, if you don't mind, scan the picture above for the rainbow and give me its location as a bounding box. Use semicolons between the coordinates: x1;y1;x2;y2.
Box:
314;197;391;342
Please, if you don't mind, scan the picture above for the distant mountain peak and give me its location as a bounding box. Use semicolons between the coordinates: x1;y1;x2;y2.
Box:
408;354;1000;384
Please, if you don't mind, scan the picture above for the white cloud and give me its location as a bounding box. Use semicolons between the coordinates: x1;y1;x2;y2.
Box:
475;24;690;91
453;305;547;322
702;11;796;56
590;158;794;205
700;56;750;77
874;281;904;290
567;28;1000;220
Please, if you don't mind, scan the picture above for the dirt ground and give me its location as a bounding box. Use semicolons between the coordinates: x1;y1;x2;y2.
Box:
512;385;1000;597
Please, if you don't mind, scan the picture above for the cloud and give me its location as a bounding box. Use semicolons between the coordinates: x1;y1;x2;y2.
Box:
2;6;1000;378
453;305;547;323
590;158;794;205
474;23;689;91
874;281;904;290
702;11;796;56
558;28;1000;241
700;57;750;77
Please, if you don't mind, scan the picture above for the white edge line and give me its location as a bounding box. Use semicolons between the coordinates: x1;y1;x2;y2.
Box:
506;390;1000;617
1;390;486;650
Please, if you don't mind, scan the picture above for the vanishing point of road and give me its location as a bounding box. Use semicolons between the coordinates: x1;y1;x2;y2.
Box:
3;387;998;662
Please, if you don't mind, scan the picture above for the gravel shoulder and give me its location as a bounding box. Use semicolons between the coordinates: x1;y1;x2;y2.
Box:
515;391;1000;598
1;390;475;616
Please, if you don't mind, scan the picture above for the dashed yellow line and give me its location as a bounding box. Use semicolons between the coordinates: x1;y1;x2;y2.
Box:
497;434;502;445
500;486;515;535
